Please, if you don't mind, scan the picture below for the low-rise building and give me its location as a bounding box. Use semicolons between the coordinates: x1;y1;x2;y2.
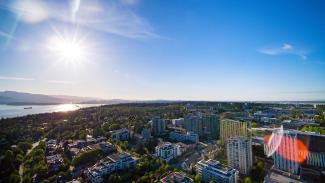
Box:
172;118;184;127
170;131;199;144
155;142;179;162
46;139;64;172
160;171;193;183
84;152;139;183
69;147;80;158
46;154;64;172
263;168;303;183
110;128;130;141
83;142;115;154
196;159;238;183
175;142;195;156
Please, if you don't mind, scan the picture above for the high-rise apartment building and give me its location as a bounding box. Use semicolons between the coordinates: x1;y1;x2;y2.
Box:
220;119;250;144
150;116;166;135
184;114;204;136
227;136;253;175
203;114;220;138
184;113;220;138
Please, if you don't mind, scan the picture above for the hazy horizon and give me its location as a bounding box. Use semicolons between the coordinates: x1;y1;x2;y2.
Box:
1;0;325;101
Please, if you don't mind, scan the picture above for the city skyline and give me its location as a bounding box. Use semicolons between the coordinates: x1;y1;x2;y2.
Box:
1;0;325;101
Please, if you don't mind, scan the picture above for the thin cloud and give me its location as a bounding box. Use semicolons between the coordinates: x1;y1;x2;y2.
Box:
281;90;325;94
0;76;34;81
0;31;14;39
120;0;139;6
259;43;307;60
282;43;293;50
48;80;75;85
2;0;159;39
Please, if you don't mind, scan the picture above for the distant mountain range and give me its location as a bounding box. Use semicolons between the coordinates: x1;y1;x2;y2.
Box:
0;91;131;105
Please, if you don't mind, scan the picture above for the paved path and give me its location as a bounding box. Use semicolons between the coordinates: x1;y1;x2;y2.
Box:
19;138;46;183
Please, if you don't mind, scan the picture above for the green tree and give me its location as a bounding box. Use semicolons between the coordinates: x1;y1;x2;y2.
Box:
17;141;32;154
8;172;20;183
194;175;202;183
22;175;32;183
243;177;253;183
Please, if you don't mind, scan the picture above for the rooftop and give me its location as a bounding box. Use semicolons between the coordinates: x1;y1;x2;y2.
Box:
160;171;193;183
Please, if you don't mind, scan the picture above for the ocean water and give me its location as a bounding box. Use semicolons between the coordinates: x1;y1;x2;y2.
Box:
0;104;102;119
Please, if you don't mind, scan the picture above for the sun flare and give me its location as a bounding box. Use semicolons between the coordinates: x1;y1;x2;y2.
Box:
47;34;87;64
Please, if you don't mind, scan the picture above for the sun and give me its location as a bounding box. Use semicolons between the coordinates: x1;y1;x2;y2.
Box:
47;33;88;64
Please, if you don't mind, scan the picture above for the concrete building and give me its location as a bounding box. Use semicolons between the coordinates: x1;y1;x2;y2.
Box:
170;131;199;143
150;116;166;135
184;113;220;138
184;114;204;136
110;128;129;141
263;168;304;183
196;159;238;183
172;118;185;127
220;119;250;144
141;128;152;140
227;136;252;175
203;114;220;139
160;171;193;183
155;142;179;162
84;152;139;183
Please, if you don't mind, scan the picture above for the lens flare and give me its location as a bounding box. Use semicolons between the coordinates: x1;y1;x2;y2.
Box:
47;34;86;64
265;128;310;163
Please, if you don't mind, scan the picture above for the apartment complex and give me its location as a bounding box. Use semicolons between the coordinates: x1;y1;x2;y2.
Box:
155;142;179;162
110;128;129;141
150;116;166;135
196;159;238;183
84;153;139;183
184;113;220;138
220;119;250;144
227;136;252;175
170;131;199;144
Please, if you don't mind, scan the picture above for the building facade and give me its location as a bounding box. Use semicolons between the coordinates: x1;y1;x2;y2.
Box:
110;128;129;141
196;159;238;183
84;153;139;183
220;119;250;144
203;114;220;139
155;142;179;162
227;136;252;175
170;131;199;143
184;113;220;138
151;116;166;135
141;128;152;140
184;114;204;136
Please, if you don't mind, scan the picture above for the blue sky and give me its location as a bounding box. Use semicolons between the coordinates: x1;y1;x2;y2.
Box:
0;0;324;101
